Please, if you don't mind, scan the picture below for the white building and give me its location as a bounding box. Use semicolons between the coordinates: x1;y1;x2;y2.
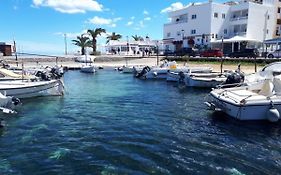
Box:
163;0;279;53
105;38;163;56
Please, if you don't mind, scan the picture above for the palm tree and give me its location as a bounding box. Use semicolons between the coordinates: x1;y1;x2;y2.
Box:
106;32;122;44
72;34;91;55
132;35;143;41
87;28;106;54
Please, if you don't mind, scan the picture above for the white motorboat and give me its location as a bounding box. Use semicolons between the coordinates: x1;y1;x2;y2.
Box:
206;78;281;122
206;62;281;122
184;72;228;88
0;79;64;98
122;66;134;73
80;65;96;73
0;92;20;114
136;61;212;80
79;54;96;73
166;67;213;82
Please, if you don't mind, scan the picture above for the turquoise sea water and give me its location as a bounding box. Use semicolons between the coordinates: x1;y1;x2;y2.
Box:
0;69;281;175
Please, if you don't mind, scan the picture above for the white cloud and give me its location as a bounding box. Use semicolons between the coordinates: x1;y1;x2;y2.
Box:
32;0;103;14
127;21;133;26
143;10;149;15
144;17;151;21
55;30;88;38
130;16;135;20
161;2;184;13
87;16;122;27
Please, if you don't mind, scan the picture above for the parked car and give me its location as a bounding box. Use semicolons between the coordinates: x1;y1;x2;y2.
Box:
267;49;281;58
175;48;196;57
228;48;259;58
200;49;223;57
164;50;175;56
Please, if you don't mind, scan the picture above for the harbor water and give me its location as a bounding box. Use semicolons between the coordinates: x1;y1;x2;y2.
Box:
0;70;281;175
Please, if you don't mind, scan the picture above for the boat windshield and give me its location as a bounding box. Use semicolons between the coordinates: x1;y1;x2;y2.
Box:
262;62;281;72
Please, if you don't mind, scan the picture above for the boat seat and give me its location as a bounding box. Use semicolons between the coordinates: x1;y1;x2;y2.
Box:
258;79;274;97
273;77;281;96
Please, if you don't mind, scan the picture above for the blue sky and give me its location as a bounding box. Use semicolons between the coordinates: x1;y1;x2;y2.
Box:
0;0;212;55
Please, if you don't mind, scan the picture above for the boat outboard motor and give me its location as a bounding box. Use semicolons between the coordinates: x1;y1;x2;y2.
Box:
225;71;244;85
35;71;51;81
50;67;62;79
178;71;185;84
135;66;151;78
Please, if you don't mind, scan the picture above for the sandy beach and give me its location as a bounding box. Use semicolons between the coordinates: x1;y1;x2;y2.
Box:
1;55;262;74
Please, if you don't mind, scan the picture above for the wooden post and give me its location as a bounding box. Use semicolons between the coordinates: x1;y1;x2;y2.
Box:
220;57;224;74
254;57;257;72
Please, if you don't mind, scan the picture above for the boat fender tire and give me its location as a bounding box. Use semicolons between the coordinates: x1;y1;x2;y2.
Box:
267;107;280;122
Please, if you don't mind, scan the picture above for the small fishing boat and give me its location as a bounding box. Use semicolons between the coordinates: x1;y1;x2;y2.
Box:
0;79;64;98
0;92;20;114
166;67;213;82
205;62;281;122
80;55;96;73
122;66;135;73
184;72;228;88
0;68;36;81
80;65;96;73
136;61;212;80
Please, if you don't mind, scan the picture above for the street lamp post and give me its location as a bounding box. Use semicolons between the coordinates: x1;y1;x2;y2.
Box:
126;36;129;56
181;29;185;46
156;41;159;66
221;36;224;74
64;33;68;55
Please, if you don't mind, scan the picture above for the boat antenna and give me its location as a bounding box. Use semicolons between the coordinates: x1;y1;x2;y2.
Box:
21;59;24;81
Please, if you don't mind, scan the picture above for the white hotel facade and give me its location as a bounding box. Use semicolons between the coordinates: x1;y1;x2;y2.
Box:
163;0;281;53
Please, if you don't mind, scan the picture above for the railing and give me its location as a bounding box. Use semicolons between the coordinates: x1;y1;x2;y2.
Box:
230;16;248;21
230;32;247;37
164;19;188;26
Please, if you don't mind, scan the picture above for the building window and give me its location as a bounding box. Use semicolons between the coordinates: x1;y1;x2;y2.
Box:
177;31;181;36
276;28;280;36
267;29;269;34
268;15;270;20
191;14;197;19
222;13;226;19
278;7;281;13
224;29;227;34
215;34;218;38
212;34;214;38
191;29;196;34
167;32;171;37
214;12;218;18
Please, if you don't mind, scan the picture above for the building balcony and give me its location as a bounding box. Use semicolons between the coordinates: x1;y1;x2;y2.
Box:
164;19;188;26
230;32;247;37
230;16;248;21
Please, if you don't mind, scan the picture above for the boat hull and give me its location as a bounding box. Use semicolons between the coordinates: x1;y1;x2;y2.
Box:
122;67;134;73
0;80;64;98
208;91;281;121
81;66;96;73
